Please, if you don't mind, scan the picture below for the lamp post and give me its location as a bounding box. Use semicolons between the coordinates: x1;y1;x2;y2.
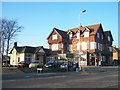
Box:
78;10;86;71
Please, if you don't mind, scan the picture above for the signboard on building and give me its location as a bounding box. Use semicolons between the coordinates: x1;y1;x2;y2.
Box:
66;53;74;58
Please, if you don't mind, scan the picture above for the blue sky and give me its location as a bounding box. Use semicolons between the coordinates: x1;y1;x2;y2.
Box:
2;2;118;48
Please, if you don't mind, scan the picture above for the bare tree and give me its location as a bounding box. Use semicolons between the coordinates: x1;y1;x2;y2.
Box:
0;19;6;65
0;18;23;66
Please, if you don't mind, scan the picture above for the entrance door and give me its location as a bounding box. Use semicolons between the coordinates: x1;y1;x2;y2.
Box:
90;57;95;65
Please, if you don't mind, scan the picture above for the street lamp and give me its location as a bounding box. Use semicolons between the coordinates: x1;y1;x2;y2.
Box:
78;10;86;71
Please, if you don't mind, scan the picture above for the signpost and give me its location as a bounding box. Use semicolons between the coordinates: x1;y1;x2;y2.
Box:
66;53;74;58
66;53;74;71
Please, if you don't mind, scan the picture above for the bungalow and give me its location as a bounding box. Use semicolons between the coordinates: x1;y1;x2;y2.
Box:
9;42;51;66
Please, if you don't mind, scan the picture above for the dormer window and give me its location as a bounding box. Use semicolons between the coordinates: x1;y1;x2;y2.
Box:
97;33;100;38
84;32;89;37
77;31;80;39
69;33;72;39
52;34;57;40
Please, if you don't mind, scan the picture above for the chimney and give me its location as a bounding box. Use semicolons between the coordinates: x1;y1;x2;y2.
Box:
14;42;17;48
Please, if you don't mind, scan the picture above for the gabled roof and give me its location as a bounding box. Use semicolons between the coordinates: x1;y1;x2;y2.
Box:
55;28;68;38
43;48;52;56
112;47;120;53
104;31;114;41
67;24;102;35
47;28;68;39
9;45;51;56
21;46;38;53
10;46;42;54
86;24;102;35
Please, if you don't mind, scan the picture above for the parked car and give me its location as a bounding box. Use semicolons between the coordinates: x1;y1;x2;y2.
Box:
29;60;39;68
44;60;64;68
18;61;29;67
60;61;77;71
60;61;73;68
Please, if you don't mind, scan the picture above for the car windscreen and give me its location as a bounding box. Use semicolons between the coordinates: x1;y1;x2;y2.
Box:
31;61;39;63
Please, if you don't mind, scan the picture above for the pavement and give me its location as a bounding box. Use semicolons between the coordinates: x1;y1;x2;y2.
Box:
1;66;119;74
1;67;24;74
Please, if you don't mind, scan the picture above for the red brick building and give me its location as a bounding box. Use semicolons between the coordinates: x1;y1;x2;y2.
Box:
47;24;113;66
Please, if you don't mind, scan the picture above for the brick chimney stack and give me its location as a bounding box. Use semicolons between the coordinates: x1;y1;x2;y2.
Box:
14;42;17;48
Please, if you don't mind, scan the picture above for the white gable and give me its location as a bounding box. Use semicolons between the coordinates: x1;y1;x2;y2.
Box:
38;48;45;53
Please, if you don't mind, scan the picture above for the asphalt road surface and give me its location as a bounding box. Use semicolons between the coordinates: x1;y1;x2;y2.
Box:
2;68;119;88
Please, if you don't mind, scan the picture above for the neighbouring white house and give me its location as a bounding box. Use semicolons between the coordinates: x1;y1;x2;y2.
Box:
9;42;51;66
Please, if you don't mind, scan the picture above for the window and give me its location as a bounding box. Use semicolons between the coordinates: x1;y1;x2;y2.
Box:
77;31;80;39
52;34;57;40
108;36;110;41
97;43;100;50
109;47;112;52
100;44;103;51
84;32;89;37
25;53;31;63
101;35;103;39
82;42;87;50
18;57;20;62
69;34;72;39
97;33;100;38
77;42;80;50
51;44;59;51
69;44;72;51
90;42;96;49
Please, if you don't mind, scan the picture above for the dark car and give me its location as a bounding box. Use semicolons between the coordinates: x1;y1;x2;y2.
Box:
44;60;64;68
60;61;77;71
60;61;73;68
18;61;29;67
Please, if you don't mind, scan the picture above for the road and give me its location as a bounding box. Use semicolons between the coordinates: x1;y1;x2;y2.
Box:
2;67;119;88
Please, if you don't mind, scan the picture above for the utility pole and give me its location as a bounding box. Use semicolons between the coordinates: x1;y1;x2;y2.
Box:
78;10;86;71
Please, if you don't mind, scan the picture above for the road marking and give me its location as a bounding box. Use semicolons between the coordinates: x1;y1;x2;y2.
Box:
37;75;67;79
46;75;67;79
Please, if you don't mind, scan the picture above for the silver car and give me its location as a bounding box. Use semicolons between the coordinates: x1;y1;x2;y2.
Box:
29;60;39;68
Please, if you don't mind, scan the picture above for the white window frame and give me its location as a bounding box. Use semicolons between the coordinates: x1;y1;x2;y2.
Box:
77;42;80;51
97;33;100;38
52;34;57;40
90;42;96;49
82;42;87;50
84;32;89;37
51;44;59;51
97;43;100;50
69;44;72;51
109;47;112;52
69;34;72;39
108;36;110;41
77;32;80;39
